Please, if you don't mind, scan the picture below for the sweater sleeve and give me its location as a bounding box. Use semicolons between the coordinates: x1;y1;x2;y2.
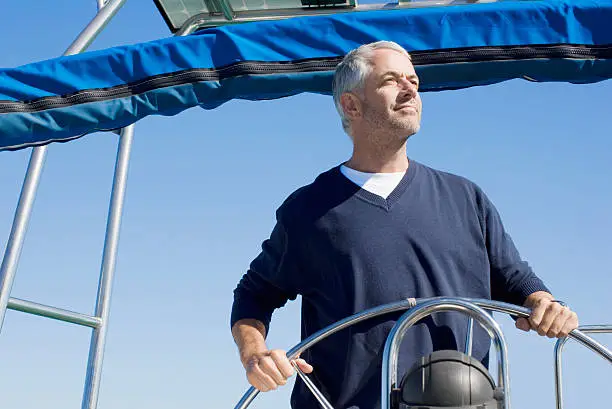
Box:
230;219;300;336
478;188;551;306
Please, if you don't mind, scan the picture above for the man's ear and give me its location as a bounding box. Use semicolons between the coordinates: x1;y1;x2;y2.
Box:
340;92;362;122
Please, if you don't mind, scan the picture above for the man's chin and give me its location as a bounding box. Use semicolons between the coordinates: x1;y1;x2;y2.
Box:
402;123;420;138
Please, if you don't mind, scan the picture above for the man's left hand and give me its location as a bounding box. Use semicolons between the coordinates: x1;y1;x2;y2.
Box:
516;291;579;338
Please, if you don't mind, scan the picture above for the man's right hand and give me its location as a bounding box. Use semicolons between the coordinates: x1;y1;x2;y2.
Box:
243;349;313;392
232;319;313;391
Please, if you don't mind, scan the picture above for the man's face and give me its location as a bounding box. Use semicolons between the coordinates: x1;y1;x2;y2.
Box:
358;49;422;138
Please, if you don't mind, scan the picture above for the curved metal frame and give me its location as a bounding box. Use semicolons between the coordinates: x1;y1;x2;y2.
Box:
234;297;612;409
175;0;462;34
554;325;612;409
381;298;510;409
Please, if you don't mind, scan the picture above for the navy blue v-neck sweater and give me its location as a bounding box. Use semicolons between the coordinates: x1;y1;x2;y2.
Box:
231;160;549;409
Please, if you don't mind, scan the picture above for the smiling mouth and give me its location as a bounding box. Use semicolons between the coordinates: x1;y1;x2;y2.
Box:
396;105;418;111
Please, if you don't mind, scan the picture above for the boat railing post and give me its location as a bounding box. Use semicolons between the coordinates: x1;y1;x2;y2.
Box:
465;316;474;356
554;325;612;409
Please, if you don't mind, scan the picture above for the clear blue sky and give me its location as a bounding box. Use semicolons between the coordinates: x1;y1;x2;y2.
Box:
0;1;609;409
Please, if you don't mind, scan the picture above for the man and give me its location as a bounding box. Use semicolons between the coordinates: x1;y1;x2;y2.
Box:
230;41;578;409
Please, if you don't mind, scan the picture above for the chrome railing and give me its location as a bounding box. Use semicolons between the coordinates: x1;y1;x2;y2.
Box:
381;298;510;409
554;325;612;409
234;297;611;409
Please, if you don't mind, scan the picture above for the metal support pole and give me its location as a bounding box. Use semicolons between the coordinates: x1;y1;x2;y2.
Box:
68;0;127;55
81;125;134;409
554;325;612;409
0;147;47;332
0;0;128;334
80;13;197;409
7;297;101;328
465;316;474;356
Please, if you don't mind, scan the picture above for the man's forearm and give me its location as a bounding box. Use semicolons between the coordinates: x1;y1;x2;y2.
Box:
232;318;268;366
231;318;313;392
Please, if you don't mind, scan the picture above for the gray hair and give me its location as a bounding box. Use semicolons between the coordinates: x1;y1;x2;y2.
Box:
332;41;411;134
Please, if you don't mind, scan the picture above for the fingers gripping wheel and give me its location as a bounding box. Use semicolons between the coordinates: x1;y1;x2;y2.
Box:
394;350;504;409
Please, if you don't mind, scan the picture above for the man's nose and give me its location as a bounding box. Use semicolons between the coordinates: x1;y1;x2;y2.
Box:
398;77;417;97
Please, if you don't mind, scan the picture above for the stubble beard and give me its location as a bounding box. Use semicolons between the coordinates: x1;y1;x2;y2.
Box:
363;105;421;147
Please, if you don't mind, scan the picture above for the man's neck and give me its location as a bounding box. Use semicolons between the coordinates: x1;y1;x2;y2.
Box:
345;140;409;173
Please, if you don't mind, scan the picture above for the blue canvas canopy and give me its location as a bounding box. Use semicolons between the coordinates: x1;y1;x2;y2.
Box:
0;0;610;151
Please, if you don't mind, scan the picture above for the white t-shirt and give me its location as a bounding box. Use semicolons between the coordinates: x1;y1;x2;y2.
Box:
340;164;406;199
